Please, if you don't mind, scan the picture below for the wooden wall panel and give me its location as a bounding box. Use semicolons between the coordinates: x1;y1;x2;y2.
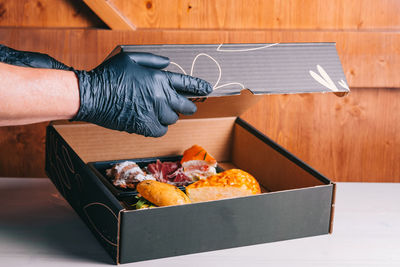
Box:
242;89;400;182
0;28;399;182
2;28;398;87
0;122;47;177
112;0;400;30
0;0;106;28
2;0;400;31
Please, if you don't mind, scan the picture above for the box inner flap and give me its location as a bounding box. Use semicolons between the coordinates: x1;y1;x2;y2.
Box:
53;117;236;164
181;89;264;119
232;123;326;191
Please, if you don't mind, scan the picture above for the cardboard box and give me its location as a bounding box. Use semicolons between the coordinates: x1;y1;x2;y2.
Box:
45;43;348;264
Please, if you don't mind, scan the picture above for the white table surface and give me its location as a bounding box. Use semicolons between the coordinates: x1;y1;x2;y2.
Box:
0;178;399;267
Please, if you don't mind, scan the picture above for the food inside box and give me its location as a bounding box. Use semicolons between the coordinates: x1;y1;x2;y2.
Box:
89;144;264;210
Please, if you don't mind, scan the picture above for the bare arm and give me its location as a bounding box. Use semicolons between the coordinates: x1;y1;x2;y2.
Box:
0;62;80;126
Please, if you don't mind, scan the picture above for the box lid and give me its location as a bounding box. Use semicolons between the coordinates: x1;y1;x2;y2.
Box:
108;43;349;119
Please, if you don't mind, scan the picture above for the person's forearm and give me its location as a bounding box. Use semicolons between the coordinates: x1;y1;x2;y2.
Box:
0;62;79;126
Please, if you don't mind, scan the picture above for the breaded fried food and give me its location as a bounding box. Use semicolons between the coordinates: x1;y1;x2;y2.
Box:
136;180;191;207
186;169;261;203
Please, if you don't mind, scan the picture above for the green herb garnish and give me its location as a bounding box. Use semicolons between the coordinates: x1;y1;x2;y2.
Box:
194;149;202;157
131;195;156;209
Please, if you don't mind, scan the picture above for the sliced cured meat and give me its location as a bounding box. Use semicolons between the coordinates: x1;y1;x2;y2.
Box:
166;168;192;185
180;145;217;181
146;160;179;183
182;160;216;181
147;160;192;185
106;161;155;189
106;145;219;190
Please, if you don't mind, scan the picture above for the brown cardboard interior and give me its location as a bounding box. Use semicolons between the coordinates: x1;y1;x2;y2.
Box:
232;123;325;191
53;117;325;193
181;89;264;119
53;117;236;163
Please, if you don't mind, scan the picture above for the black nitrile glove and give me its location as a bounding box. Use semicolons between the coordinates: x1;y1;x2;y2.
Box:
0;44;212;136
0;44;71;70
71;52;212;137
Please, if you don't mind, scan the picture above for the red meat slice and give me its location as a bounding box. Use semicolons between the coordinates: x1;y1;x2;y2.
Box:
147;160;179;183
146;160;193;185
166;168;192;185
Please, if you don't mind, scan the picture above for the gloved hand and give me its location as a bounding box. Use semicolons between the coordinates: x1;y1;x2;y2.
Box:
0;44;212;136
72;52;212;137
0;44;71;70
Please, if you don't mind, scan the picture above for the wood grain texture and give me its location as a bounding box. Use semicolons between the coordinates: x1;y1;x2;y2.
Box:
0;122;48;177
112;0;400;30
241;89;400;182
82;0;135;30
1;28;398;87
2;0;400;31
0;0;106;28
0;28;399;182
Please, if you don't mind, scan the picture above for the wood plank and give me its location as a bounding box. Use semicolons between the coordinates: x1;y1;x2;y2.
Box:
0;28;399;181
0;122;48;178
0;0;106;28
0;28;398;87
1;0;400;31
112;0;400;30
241;89;400;182
82;0;136;30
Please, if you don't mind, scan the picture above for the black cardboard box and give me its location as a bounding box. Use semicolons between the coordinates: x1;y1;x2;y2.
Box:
45;43;348;264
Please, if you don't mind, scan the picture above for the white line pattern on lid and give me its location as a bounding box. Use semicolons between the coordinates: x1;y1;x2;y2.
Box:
169;50;246;91
190;53;222;90
170;45;347;93
309;65;340;92
339;79;350;90
216;43;279;52
169;61;187;75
